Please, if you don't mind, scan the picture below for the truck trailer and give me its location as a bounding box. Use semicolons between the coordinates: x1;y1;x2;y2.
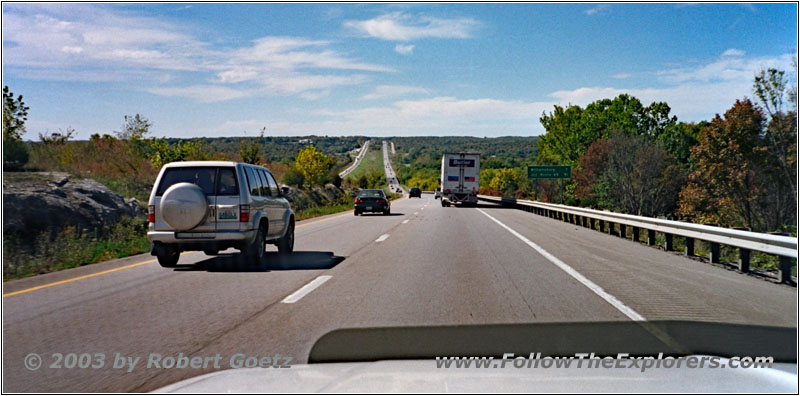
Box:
440;152;480;207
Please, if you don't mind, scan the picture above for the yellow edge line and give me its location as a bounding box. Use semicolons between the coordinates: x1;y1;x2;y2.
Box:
3;252;189;298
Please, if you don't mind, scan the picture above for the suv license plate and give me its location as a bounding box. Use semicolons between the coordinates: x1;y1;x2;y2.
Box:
366;206;372;210
219;210;237;220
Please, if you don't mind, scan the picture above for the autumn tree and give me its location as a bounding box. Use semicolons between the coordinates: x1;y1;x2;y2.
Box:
601;135;685;217
677;99;767;229
294;144;335;187
573;139;611;207
489;168;522;196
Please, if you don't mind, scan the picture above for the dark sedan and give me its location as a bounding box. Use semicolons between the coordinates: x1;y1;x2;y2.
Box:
409;187;422;198
354;189;390;215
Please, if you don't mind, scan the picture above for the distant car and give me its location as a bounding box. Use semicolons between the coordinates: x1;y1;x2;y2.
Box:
435;188;442;200
409;187;422;198
354;189;390;215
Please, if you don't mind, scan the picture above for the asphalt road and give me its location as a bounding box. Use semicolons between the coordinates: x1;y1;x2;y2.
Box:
338;140;370;178
3;195;796;392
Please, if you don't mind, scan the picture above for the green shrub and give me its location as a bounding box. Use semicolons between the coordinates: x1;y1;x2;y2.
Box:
3;136;29;171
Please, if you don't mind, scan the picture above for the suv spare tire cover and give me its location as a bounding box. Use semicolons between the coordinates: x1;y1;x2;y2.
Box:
160;182;208;231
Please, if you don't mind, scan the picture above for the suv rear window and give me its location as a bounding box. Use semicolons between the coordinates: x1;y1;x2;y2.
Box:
156;167;238;196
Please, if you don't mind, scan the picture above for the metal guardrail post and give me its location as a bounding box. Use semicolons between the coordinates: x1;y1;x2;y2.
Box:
664;233;674;251
704;224;720;263
590;218;596;230
632;226;640;242
769;232;794;284
608;222;616;236
647;229;656;246
733;227;750;273
778;256;793;284
685;238;695;257
619;224;627;239
739;249;751;273
598;219;605;233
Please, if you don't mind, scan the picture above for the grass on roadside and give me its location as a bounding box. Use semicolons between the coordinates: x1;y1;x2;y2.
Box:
3;217;150;281
295;203;354;221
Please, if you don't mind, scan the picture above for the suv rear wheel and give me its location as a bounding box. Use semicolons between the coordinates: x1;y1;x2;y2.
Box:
277;221;294;254
157;248;180;268
245;224;267;265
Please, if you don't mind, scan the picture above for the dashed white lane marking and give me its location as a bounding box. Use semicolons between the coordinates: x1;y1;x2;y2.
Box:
402;220;409;224
375;234;390;242
476;208;645;322
414;212;419;215
281;276;332;304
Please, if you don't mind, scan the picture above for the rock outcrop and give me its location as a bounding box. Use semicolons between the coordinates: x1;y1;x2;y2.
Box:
3;172;143;238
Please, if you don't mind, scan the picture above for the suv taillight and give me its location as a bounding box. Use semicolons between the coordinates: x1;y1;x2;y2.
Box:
240;204;250;222
354;198;361;204
148;205;155;223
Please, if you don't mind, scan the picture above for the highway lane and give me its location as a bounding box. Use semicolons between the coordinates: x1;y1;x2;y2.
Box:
383;141;403;194
3;195;796;392
338;140;370;179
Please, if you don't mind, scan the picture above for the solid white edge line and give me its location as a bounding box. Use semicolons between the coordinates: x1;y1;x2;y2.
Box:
375;234;390;242
475;208;645;321
281;276;332;304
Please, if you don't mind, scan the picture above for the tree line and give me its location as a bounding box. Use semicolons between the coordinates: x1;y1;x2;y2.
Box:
501;68;796;233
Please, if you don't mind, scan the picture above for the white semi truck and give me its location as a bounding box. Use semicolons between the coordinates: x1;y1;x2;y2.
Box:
440;152;480;207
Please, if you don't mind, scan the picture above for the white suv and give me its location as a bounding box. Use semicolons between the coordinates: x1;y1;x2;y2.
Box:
147;161;295;267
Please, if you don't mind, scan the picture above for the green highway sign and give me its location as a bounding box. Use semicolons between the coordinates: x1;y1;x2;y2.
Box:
528;165;571;179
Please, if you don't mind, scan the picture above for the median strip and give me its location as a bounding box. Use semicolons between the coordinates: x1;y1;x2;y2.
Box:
281;276;332;303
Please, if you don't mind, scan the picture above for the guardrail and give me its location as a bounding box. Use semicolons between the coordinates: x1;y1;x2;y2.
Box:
478;195;798;285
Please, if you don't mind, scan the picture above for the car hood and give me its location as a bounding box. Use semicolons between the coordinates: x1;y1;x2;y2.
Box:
155;358;797;393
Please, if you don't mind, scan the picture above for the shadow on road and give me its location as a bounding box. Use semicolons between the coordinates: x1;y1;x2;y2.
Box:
173;251;345;272
358;212;405;217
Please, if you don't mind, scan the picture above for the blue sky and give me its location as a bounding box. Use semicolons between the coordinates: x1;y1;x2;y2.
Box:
2;3;797;140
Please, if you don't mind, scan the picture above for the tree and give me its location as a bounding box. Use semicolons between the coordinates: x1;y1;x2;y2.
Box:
240;128;264;165
677;100;767;229
282;167;305;187
39;127;76;145
573;138;611;207
3;86;29;140
116;114;151;141
489;168;521;196
294;145;335;187
602;135;685;217
3;86;30;170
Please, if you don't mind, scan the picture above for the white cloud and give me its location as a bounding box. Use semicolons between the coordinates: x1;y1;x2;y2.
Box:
148;85;252;103
585;5;609;16
201;96;552;137
549;52;795;122
3;5;392;101
395;44;415;54
611;73;631;79
721;48;745;57
656;52;793;83
344;12;480;41
363;85;428;100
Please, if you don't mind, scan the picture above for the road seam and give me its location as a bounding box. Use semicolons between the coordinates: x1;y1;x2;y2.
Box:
281;276;332;303
476;208;645;321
